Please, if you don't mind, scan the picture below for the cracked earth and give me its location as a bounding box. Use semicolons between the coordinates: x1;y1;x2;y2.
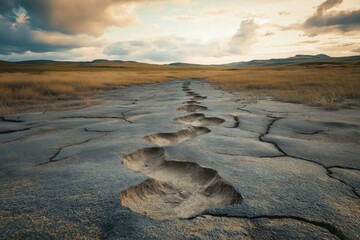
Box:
0;79;359;239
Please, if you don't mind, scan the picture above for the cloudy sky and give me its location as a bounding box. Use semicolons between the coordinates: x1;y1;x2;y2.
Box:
0;0;359;63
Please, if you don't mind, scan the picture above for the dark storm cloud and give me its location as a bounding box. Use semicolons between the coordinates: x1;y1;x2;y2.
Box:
0;0;15;13
303;0;360;35
0;20;80;55
0;0;159;55
1;0;160;36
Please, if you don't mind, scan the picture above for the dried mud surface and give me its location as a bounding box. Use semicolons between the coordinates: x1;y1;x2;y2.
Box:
1;79;359;239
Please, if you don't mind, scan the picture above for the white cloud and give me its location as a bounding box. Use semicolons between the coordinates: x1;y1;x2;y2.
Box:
227;19;260;54
104;19;261;62
104;35;210;62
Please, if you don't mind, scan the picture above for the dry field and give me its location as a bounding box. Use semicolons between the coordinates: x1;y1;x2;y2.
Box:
205;65;360;109
0;63;359;115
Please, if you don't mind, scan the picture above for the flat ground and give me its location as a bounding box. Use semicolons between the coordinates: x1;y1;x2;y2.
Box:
0;79;359;239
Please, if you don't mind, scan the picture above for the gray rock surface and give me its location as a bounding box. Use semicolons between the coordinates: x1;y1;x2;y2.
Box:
1;79;359;239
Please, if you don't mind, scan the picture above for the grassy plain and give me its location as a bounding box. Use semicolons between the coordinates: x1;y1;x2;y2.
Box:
0;61;359;114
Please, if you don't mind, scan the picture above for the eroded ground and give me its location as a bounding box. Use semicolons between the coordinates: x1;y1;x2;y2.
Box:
0;79;359;239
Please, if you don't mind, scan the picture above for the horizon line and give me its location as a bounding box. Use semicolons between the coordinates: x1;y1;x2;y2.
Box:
2;53;360;65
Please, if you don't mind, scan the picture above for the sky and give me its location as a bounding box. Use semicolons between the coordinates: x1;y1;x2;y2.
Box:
0;0;359;64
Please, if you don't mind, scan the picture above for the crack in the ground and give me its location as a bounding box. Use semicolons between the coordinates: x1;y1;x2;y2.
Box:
327;170;360;198
213;152;239;157
258;108;290;114
0;128;31;134
213;151;284;159
259;116;287;155
258;155;286;158
60;115;132;123
328;166;360;172
36;134;107;165
120;109;134;124
293;130;325;135
258;115;359;199
237;107;252;114
189;213;347;240
0;117;24;123
289;156;359;198
84;128;113;133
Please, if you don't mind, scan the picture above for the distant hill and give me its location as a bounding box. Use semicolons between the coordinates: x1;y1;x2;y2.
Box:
168;62;203;67
1;54;359;68
223;54;360;67
0;59;156;72
15;60;65;65
8;59;139;65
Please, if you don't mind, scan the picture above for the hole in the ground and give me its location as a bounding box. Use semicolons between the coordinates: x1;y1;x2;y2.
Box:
177;104;208;112
174;113;225;127
144;126;210;146
186;92;199;96
191;95;207;100
183;100;201;104
120;147;242;220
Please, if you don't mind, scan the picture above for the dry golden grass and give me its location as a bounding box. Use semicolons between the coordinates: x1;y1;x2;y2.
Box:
204;65;360;109
0;63;359;115
0;71;175;114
